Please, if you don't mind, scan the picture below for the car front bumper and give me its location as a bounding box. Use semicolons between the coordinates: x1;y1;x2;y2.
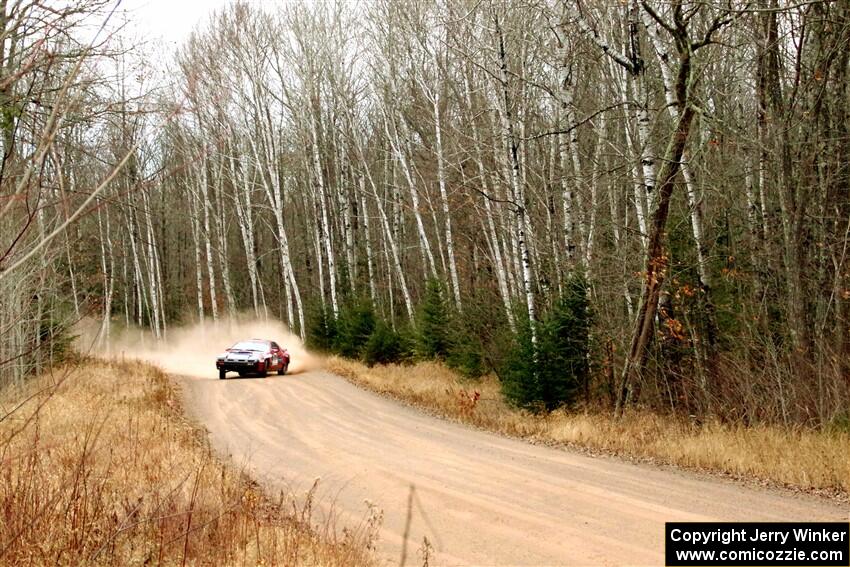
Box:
217;360;263;372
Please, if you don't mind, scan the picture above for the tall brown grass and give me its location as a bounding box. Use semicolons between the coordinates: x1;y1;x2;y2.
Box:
0;359;378;566
327;357;850;497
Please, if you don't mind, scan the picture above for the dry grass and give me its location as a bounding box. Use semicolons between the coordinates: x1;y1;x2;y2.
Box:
327;357;850;497
0;359;378;566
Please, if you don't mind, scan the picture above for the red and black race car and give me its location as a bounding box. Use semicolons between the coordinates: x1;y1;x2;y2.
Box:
216;339;290;379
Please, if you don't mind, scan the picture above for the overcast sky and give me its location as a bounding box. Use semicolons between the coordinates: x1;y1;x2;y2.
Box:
116;0;237;46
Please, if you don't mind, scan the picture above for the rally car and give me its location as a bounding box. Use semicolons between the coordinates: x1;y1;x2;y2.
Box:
216;339;290;379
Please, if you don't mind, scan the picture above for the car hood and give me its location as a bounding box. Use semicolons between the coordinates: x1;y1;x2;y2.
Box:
225;350;262;359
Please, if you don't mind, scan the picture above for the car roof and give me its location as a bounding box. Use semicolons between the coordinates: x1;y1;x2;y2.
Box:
230;339;269;347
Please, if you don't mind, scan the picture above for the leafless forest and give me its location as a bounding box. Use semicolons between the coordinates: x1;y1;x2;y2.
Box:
1;0;848;427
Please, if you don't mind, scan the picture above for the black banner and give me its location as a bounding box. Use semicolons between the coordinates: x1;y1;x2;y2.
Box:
666;522;849;566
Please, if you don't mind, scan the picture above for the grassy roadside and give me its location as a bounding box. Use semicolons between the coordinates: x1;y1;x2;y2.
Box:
0;359;377;566
327;357;850;498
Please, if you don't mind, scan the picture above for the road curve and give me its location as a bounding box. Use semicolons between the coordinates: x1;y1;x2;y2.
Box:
177;370;847;566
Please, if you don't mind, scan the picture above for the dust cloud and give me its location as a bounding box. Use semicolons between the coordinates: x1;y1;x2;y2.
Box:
78;316;320;379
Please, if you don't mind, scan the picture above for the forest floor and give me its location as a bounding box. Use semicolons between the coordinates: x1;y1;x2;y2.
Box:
327;357;850;499
0;359;377;566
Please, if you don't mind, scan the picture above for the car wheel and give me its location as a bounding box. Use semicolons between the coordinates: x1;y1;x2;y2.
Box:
278;362;288;376
219;369;226;380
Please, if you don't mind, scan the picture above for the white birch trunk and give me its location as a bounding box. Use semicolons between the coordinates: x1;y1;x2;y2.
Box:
247;132;303;334
313;205;327;310
338;133;357;293
188;184;205;325
554;27;587;266
278;177;304;337
558;101;577;265
121;230;130;328
310;109;339;318
382;109;438;280
360;182;377;303
546;134;563;291
643;14;712;292
96;200;115;348
213;159;236;319
575;9;654;248
586;113;605;267
618;64;649;248
495;18;537;339
609;177;635;318
197;155;219;322
358;147;414;322
490;106;523;299
634;78;656;214
126;205;147;326
140;189;161;339
463;71;515;329
230;153;263;317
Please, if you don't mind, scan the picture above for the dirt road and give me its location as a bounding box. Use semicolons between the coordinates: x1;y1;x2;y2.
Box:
178;370;847;566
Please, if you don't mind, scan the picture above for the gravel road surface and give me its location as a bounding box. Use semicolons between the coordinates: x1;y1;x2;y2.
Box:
178;370;847;566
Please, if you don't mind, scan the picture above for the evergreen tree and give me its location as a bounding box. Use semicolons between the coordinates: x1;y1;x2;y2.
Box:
499;315;541;409
501;273;591;411
417;278;451;359
364;321;404;366
447;317;486;379
537;273;591;410
306;302;338;352
335;296;376;358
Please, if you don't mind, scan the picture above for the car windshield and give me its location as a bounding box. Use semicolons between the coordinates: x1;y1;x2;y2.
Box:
229;341;266;352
